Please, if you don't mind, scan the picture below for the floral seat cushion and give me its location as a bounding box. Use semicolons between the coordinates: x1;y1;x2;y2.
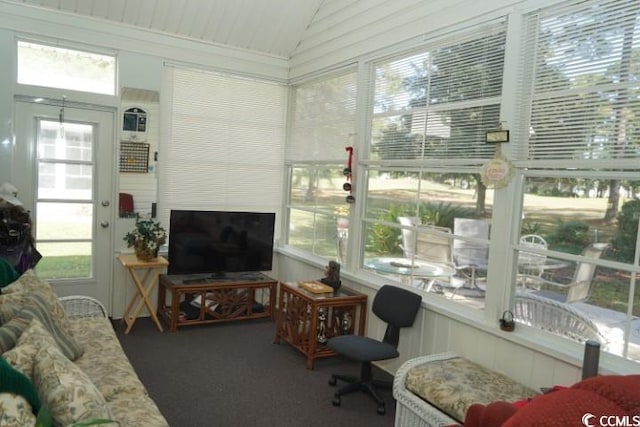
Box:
405;355;538;422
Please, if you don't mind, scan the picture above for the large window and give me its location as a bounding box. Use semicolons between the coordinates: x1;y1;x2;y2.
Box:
17;41;116;95
285;70;358;264
513;0;640;360
361;23;507;307
282;0;640;364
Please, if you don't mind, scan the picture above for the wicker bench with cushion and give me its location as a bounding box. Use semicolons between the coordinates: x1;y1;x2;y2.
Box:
393;352;538;427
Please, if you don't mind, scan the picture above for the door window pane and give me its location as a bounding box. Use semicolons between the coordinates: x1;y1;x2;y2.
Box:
288;208;342;259
35;203;92;240
37;164;93;200
36;117;95;280
38;120;93;162
35;242;91;279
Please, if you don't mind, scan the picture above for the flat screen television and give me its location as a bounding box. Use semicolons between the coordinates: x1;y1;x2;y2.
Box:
167;210;275;277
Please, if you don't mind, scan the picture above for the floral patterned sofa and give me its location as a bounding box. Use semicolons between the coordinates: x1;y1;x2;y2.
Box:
0;270;169;427
393;352;539;427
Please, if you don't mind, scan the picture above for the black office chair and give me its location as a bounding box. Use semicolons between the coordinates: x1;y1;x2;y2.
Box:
328;285;422;415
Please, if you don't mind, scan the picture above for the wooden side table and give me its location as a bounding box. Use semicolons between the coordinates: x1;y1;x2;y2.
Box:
274;282;367;369
118;254;168;334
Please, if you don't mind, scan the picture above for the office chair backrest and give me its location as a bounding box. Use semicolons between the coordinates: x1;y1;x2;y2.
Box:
372;285;422;348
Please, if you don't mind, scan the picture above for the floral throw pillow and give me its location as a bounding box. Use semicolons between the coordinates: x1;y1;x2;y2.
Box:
1;270;71;332
0;294;83;360
2;319;57;379
32;343;114;426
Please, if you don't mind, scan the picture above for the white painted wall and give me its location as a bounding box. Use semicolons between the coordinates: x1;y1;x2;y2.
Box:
118;100;160;218
0;29;15;184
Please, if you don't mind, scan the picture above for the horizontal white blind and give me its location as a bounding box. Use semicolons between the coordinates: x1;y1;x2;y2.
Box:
521;0;640;161
286;70;358;162
159;67;286;233
370;24;506;161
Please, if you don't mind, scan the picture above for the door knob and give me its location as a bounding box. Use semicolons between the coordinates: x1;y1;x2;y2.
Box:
100;221;110;228
101;200;110;207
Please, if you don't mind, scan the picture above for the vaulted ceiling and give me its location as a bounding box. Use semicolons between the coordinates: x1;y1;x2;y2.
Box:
8;0;326;58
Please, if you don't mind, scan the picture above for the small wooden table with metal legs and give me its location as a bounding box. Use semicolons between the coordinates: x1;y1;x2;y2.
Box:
118;254;168;334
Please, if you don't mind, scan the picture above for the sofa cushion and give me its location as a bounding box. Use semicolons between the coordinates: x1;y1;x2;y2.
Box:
32;340;114;426
0;293;22;324
108;393;170;427
471;375;640;427
68;317;147;400
67;317;169;426
503;388;629;427
405;355;538;422
0;294;83;360
1;270;71;332
571;374;640;412
464;401;518;427
3;319;59;379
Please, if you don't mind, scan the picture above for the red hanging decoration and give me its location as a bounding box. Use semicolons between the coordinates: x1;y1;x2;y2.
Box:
344;146;355;203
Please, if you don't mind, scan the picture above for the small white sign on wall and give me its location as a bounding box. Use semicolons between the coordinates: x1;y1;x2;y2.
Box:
121;106;148;142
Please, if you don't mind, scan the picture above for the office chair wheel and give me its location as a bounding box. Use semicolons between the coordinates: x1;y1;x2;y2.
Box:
377;403;386;415
328;375;337;386
332;395;341;406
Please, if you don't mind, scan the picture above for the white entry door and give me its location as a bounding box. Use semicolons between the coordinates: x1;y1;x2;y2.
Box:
14;100;116;310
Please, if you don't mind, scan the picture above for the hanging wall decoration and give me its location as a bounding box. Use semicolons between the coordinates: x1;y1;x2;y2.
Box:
343;146;355;203
480;124;514;189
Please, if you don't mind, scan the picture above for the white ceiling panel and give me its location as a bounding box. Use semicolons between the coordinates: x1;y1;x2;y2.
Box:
8;0;325;58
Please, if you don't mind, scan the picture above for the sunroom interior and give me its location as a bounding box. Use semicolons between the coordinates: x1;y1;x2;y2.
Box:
1;0;639;391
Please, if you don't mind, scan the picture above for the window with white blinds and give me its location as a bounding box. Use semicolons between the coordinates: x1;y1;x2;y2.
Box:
370;24;506;163
159;67;286;234
285;69;358;262
518;0;640;163
287;70;358;162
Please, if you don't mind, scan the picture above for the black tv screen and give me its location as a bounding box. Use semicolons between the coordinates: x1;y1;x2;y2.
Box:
167;210;275;276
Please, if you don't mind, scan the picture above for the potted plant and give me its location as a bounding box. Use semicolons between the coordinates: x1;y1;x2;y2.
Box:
123;218;167;261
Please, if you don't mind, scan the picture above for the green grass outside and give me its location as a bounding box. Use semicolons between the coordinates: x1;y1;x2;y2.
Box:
36;255;91;279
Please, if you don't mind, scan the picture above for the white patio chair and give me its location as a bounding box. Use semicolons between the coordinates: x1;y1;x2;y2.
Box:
517;234;548;287
519;243;609;303
397;218;460;295
452;218;490;290
398;216;421;258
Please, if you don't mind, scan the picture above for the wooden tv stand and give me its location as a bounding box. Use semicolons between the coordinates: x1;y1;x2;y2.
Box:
158;273;278;332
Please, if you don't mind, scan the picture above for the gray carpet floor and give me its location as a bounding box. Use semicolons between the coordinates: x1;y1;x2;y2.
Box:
115;317;396;427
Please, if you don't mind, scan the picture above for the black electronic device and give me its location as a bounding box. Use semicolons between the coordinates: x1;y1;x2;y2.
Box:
582;339;600;380
167;210;275;277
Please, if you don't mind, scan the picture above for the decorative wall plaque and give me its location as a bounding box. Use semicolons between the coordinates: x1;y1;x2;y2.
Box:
119;142;150;173
480;149;514;189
